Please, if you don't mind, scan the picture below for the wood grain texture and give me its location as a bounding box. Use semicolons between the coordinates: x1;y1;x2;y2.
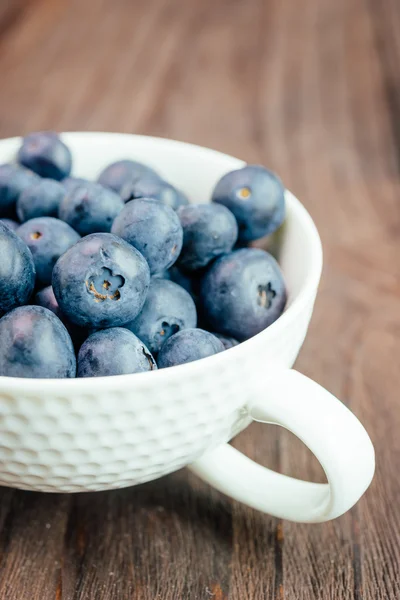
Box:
0;0;399;598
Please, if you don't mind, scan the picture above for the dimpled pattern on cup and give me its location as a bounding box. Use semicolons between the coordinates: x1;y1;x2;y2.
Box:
0;133;320;492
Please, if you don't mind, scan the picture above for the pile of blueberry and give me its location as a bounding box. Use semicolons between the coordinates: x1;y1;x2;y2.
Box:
0;132;287;379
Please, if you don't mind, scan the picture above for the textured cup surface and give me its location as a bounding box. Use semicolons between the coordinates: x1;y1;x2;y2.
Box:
0;133;321;492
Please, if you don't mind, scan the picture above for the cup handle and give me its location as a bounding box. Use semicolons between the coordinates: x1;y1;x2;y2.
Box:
188;369;375;522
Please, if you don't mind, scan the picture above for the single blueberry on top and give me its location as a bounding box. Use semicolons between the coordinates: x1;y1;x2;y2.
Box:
17;179;65;222
121;176;189;210
0;222;36;316
125;278;197;355
200;248;287;341
212;165;285;242
58;182;124;235
0;163;39;217
97;159;160;194
17;131;72;180
111;198;183;274
35;285;87;350
17;217;81;286
157;328;224;369
177;203;238;271
52;233;150;329
77;327;157;378
0;218;19;232
0;305;76;378
213;333;239;350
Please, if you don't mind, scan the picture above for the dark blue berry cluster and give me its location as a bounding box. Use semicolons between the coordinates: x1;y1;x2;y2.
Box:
0;132;286;378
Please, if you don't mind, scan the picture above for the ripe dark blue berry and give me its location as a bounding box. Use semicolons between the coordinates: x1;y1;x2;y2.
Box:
212;165;285;242
0;164;39;217
111;199;183;274
214;333;239;350
157;328;224;368
17;217;80;286
0;222;36;316
58;182;124;235
52;233;150;328
200;248;286;340
126;278;197;355
121;176;189;210
17;179;65;222
78;327;157;377
177;203;238;271
62;176;89;192
17;131;72;180
35;285;87;350
97;159;160;194
0;305;76;378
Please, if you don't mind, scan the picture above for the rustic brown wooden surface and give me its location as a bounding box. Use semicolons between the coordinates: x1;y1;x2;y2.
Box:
0;0;399;597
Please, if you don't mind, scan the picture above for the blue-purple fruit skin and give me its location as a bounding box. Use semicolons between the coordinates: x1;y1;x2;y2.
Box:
213;333;239;350
58;182;124;235
0;164;39;217
34;285;87;350
168;265;201;302
52;233;150;329
212;165;285;242
97;159;160;194
17;131;72;180
111;198;183;274
62;176;90;192
17;217;80;286
177;203;238;271
0;218;19;232
0;305;76;378
126;278;197;355
200;248;287;341
0;222;36;316
157;328;224;368
121;176;189;210
77;327;157;377
17;179;66;222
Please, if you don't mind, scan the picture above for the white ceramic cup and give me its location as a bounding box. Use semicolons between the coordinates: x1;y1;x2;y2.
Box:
0;133;375;523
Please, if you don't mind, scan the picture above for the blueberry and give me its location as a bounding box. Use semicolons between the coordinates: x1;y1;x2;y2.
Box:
152;269;171;280
77;327;157;377
17;131;72;180
62;176;89;192
17;217;80;286
0;218;19;232
17;179;65;222
126;278;197;355
97;159;160;194
121;176;189;210
58;182;124;235
52;233;150;328
213;333;239;350
177;203;238;271
111;199;183;274
212;165;285;242
35;285;87;350
168;265;201;302
200;248;286;340
157;328;224;368
0;164;39;217
0;305;76;378
0;222;36;316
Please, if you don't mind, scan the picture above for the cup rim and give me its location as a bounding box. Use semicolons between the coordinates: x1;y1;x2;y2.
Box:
0;133;323;391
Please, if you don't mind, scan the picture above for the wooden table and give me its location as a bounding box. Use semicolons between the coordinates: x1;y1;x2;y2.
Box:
0;0;399;597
